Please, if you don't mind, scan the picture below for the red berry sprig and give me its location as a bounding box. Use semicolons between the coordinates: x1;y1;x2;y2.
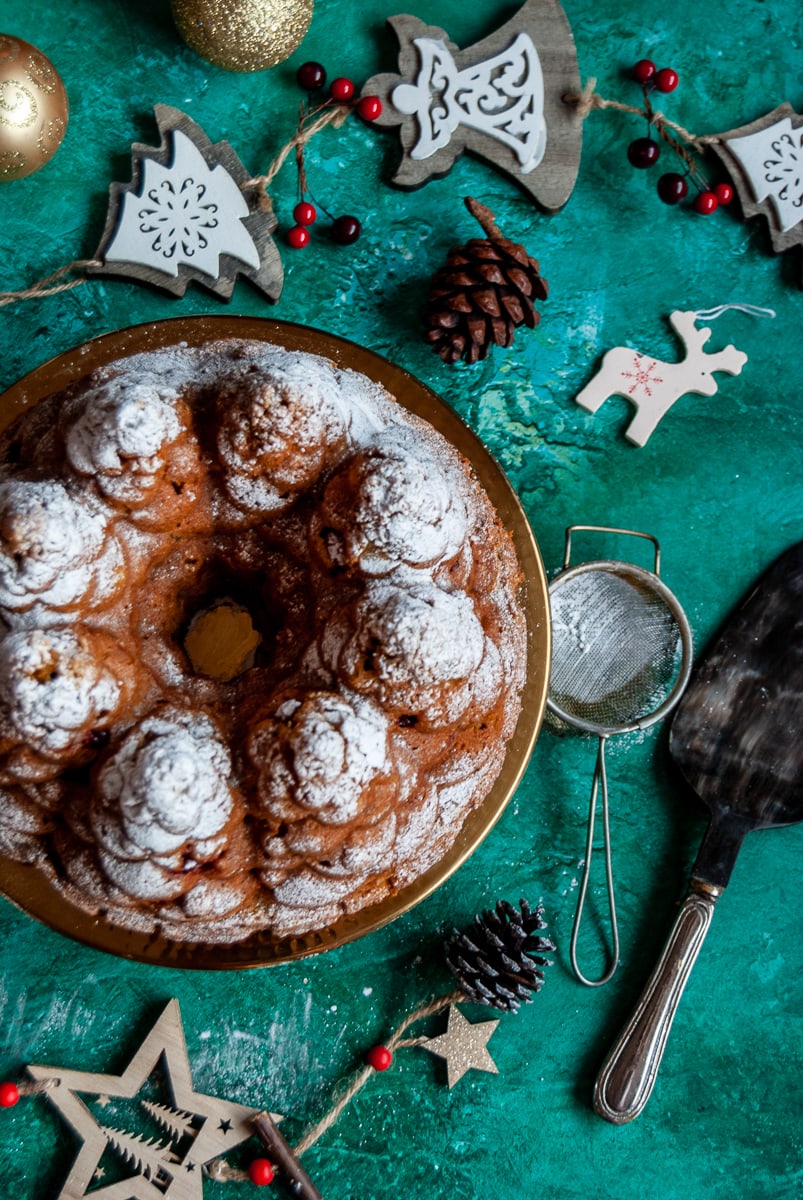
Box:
283;64;384;250
625;57;734;216
0;1082;20;1108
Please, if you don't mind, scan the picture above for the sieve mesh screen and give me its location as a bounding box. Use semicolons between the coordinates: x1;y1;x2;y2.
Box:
549;568;682;730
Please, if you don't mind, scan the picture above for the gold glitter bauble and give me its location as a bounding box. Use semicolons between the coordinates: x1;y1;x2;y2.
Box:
171;0;314;72
0;34;69;182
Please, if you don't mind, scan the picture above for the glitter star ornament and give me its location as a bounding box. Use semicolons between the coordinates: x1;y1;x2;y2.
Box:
91;104;283;301
711;103;803;255
420;1004;500;1088
26;999;269;1199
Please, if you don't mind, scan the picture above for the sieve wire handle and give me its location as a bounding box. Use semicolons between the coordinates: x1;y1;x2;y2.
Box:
562;526;662;576
569;736;620;987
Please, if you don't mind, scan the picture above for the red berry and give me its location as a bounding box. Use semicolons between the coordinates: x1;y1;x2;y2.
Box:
657;172;689;205
694;190;719;215
285;224;310;248
331;215;361;244
356;95;383;121
296;61;326;91
0;1082;20;1108
329;77;355;102
627;136;661;168
293;201;317;226
366;1044;393;1071
714;181;734;206
248;1158;275;1186
632;59;656;84
654;67;679;93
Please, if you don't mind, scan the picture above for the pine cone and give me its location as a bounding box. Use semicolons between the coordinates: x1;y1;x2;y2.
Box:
444;899;555;1012
423;197;548;365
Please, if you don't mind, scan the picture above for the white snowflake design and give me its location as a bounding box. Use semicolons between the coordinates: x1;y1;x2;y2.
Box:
137;176;219;262
620;356;664;398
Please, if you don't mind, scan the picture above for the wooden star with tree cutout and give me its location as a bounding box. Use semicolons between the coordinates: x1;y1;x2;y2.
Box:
26;999;275;1199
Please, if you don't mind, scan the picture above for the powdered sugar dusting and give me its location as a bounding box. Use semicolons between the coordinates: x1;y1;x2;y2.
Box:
0;337;528;944
65;379;182;503
0;478;123;618
251;691;390;827
0;629;122;752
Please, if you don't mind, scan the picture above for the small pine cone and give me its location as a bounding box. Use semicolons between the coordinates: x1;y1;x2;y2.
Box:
445;899;554;1012
423;197;548;365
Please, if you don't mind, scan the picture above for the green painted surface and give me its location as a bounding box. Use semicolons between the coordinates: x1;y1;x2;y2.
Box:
0;1;801;1197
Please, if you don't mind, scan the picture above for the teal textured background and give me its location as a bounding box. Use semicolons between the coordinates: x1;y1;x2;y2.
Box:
0;1;801;1197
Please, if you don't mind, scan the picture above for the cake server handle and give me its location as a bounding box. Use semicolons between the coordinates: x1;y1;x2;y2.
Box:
593;881;720;1123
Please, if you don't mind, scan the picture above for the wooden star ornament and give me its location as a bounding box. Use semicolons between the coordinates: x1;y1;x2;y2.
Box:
26;999;272;1199
419;1004;500;1088
90;104;283;302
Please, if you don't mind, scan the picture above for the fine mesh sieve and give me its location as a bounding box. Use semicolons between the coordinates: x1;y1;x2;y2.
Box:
547;527;693;987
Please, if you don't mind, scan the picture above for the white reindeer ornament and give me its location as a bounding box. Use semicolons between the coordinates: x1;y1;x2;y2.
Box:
574;306;772;446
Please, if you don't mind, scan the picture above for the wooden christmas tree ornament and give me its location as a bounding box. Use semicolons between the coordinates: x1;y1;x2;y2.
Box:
710;103;803;255
90;104;283;302
362;0;582;210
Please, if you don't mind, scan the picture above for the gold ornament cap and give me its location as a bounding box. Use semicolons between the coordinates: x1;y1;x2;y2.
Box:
0;34;69;181
171;0;314;72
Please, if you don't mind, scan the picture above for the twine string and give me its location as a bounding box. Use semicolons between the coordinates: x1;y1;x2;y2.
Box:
292;990;462;1159
242;101;351;212
565;77;721;154
693;303;776;321
0;259;101;307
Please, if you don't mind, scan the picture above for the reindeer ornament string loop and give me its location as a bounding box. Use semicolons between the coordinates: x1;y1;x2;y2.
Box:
574;305;775;446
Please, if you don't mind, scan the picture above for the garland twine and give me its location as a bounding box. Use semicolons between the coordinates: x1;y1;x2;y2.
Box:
0;80;727;310
564;77;721;186
0;101;351;308
204;988;465;1184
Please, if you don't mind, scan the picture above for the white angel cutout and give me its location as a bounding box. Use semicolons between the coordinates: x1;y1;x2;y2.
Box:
392;31;546;173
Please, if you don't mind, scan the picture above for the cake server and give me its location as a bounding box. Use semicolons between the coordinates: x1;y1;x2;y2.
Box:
594;540;803;1123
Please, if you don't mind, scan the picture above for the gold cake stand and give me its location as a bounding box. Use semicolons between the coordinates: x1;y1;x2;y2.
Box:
0;317;551;968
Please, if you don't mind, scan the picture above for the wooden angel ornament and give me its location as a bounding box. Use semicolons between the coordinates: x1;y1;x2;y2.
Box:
362;0;583;210
572;306;775;446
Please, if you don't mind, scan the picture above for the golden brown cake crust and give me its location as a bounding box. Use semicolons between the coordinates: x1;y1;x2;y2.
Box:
0;339;526;942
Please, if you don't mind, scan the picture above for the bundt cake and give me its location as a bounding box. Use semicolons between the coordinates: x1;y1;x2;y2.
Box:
0;338;526;944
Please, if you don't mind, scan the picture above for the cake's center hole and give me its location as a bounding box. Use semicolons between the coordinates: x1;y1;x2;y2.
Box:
184;599;262;682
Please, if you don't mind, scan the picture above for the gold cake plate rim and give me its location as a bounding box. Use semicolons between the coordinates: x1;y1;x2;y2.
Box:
0;316;551;970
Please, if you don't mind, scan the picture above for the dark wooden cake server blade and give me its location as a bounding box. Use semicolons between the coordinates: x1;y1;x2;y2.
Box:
594;540;803;1123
